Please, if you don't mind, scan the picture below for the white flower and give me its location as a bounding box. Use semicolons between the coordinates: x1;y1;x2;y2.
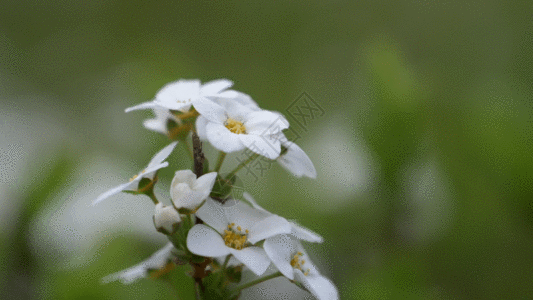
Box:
102;243;175;284
92;142;178;205
243;192;323;243
193;97;288;159
186;198;292;276
154;203;181;233
170;170;218;210
125;79;236;113
263;235;338;300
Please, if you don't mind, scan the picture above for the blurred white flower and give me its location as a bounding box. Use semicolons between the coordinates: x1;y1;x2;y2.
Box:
125;79;236;113
186;198;291;275
193;98;288;159
102;242;175;284
243;192;323;243
264;235;338;300
92;142;178;205
153;203;181;233
170;170;218;210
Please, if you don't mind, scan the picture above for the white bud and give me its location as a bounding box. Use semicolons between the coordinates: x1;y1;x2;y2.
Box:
154;203;181;234
170;170;218;210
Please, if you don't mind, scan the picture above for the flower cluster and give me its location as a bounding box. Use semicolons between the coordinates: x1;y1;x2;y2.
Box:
94;79;336;299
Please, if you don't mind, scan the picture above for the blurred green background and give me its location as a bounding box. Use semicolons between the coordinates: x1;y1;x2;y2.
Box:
1;1;532;299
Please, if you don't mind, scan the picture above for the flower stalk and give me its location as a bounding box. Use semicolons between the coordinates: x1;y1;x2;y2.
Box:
224;153;259;181
230;271;283;296
214;151;226;172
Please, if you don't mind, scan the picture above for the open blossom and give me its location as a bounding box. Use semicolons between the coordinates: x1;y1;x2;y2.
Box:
125;79;236;113
263;235;338;300
154;203;181;233
92;142;178;205
102;243;175;285
243;192;323;243
170;170;218;210
186;198;292;275
193;97;288;159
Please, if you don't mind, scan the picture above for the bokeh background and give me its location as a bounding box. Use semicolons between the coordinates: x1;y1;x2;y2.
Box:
1;1;532;299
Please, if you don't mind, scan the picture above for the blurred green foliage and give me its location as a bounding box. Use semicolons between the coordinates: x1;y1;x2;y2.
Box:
1;1;532;299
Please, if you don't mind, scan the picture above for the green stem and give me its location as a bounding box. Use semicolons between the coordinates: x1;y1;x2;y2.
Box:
183;138;194;161
213;254;232;288
214;151;227;172
225;153;259;181
222;255;231;270
230;271;283;295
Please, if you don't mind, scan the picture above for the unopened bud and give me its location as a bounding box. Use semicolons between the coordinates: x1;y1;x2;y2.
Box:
154;203;181;234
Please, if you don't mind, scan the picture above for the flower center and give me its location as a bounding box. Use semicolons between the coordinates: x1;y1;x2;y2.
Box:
223;223;249;250
290;252;310;276
225;118;246;134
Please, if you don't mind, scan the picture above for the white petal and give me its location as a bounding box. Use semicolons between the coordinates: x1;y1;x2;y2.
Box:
289;221;323;243
217;90;239;98
92;181;136;205
193;172;218;194
172;190;207;210
192;97;226;124
102;266;146;285
171;169;197;187
242;192;266;211
195;116;209;141
223;200;270;232
102;242;175;284
196;198;229;234
140;161;169;179
212;91;259;109
278;141;316;178
244;110;288;135
200;79;233;96
239;134;281;160
143;118;167;134
147;142;178;168
155;80;200;109
125;101;158;113
218;100;255;121
187;224;231;257
232;92;260;109
206;122;246;153
230;247;271;276
263;235;296;280
295;271;339;300
248;215;292;244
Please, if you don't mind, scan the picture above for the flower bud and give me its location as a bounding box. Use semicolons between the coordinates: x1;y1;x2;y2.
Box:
154;203;181;234
170;170;218;211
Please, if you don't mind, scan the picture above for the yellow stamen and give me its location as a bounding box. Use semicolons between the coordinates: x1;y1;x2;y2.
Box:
129;174;138;182
223;223;249;250
290;252;310;276
225;118;246;134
